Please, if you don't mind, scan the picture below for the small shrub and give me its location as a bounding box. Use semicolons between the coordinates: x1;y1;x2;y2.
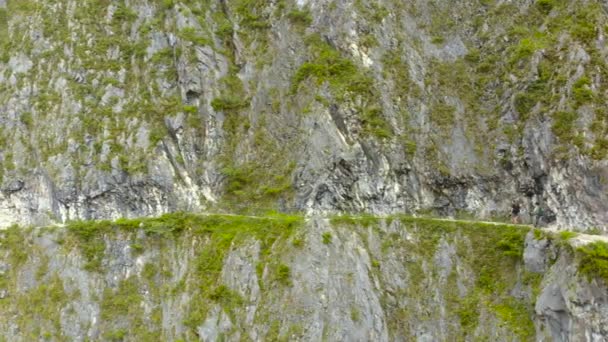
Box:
178;27;211;46
211;96;249;112
512;38;537;61
20;112;33;128
552;111;577;143
571;21;596;43
183;105;198;114
350;307;361;322
142;263;157;281
287;8;312;26
510;35;547;63
131;243;144;255
577;242;608;282
572;76;594;106
464;49;480;63
559;231;578;241
431;36;445;44
429;101;455;128
496;230;526;258
113;4;138;22
276;264;292;285
536;0;555;14
322;232;332;244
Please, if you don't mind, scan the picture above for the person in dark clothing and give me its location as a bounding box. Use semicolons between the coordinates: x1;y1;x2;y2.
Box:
533;202;544;227
511;202;521;224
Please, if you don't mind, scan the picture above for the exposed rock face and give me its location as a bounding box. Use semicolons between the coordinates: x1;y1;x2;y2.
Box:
0;216;606;341
0;0;607;231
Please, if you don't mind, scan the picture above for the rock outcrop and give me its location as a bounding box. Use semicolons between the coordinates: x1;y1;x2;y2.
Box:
0;0;607;231
1;214;606;341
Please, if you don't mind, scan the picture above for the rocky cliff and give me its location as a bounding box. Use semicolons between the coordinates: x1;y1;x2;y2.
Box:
1;0;607;231
2;1;608;340
1;214;607;341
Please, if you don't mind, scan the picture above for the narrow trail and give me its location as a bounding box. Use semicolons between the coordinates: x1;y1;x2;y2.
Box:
5;212;608;247
206;212;608;247
413;216;608;247
346;214;608;247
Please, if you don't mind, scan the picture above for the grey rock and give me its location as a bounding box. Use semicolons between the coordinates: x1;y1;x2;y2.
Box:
0;0;606;233
2;179;24;193
524;231;551;273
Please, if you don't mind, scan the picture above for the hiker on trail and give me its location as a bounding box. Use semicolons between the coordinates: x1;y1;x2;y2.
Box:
511;202;521;224
533;203;544;227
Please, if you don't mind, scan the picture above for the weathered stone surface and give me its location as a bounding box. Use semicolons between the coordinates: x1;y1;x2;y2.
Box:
0;0;606;232
0;217;606;341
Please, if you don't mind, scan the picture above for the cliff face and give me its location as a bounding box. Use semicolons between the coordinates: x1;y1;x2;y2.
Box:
0;0;607;231
0;214;607;341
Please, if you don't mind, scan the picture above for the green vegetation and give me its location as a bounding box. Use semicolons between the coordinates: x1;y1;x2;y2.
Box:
291;35;369;94
275;264;292;286
350;307;361;322
322;232;332;244
1;225;29;266
208;285;244;313
211;96;249;112
0;8;8;45
493;298;536;340
536;0;555;14
331;215;534;339
429;102;456;129
101;277;142;321
572;76;594;106
3;212;607;340
292;34;392;139
354;0;388;24
287;8;312;27
559;230;578;241
577;241;608;283
552;111;579;148
509;33;548;63
11;212;304;339
13;276;68;339
178;27;211;46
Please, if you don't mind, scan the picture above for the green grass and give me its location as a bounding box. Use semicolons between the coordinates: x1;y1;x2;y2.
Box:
178;27;211;46
331;214;534;337
65;212;303;272
211;96;249;111
287;8;312;27
322;232;332;244
330;214;381;227
0;8;8;45
572;76;594;106
536;0;555;14
291;34;391;139
429;102;456;129
558;231;578;241
5;212;597;340
493;298;536;340
56;211;305;338
275;264;292;286
577;241;608;283
552;111;578;145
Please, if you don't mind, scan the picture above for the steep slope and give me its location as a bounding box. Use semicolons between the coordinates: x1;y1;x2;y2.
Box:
1;0;608;230
1;214;607;341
